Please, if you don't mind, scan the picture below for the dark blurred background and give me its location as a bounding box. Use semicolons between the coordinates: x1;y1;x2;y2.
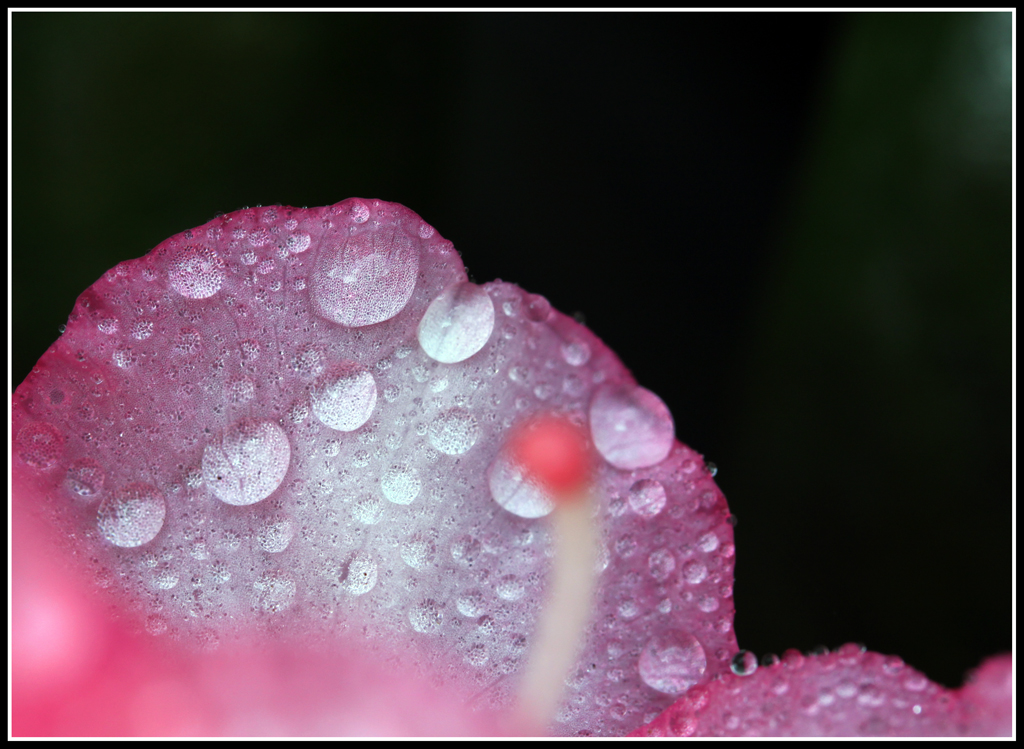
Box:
13;12;1011;690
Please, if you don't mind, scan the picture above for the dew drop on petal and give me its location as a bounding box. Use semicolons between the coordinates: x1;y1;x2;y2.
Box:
285;232;311;254
353;493;384;525
310;226;418;326
418;282;495;363
168;245;225;299
345;551;378;595
456;590;486;617
428;407;479;455
589;384;674;469
487;449;556;519
202;419;291;506
17;422;65;470
628;478;667;518
257;520;294;553
65;457;105;498
310;362;377;432
97;482;166;548
381;464;421;504
409;599;444;633
638;631;707;695
253;572;296;613
561;340;591;366
730;649;759;676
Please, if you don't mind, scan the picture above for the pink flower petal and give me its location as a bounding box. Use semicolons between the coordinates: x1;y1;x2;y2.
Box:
13;199;736;736
632;644;1012;737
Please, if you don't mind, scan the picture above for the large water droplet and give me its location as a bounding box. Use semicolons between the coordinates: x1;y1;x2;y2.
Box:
310;226;419;326
168;244;225;299
97;482;166;548
381;464;421;504
417;282;495;363
310;362;377;431
628;478;667;518
638;631;707;695
203;419;291;506
16;422;65;470
487;449;555;519
428;408;480;455
589;384;674;469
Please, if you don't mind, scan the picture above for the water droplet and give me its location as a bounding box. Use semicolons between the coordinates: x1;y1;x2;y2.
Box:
428;408;479;455
151;567;179;590
638;631;707;695
698;531;720;553
285;232;311;254
345;551;378;595
310;226;418;326
97;482;166;548
456;590;486;617
496;575;525;601
561;340;591;366
381;464;421;504
465;644;488;668
835;679;858;699
781;649;805;669
417;282;495;363
589;384;674;469
400;535;435;569
226;376;255;405
145;614;169;636
203;419;291;506
130;319;153;340
451;535;482;566
697;594;719;613
353;493;384;524
349;199;370;224
524;293;552;322
730;650;759;676
290;345;324;379
253;572;296;612
311;362;377;432
257;520;294;553
168;244;225;299
409;599;444;633
668;713;698;737
487;449;555;519
17;422;64;470
761;653;781;667
857;683;885;707
681;559;708;585
628;478;667;518
174;328;202;356
239;339;261;361
641;545;675;582
112;347;137;369
903;673;928;692
97;317;119;335
65;457;105;498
